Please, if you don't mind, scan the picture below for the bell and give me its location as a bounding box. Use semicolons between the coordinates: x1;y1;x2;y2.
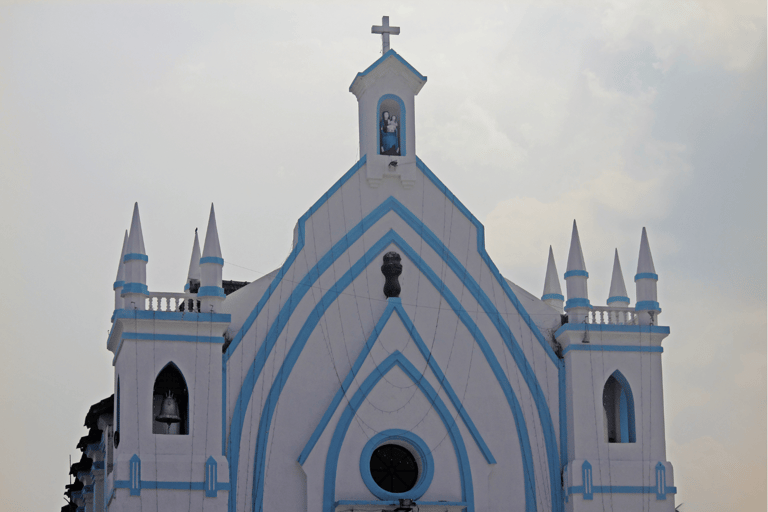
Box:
155;392;181;425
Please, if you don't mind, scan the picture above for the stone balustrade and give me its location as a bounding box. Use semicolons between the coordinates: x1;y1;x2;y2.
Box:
587;305;637;325
145;292;199;313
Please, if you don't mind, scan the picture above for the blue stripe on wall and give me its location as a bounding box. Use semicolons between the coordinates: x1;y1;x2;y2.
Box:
224;157;564;512
322;352;472;512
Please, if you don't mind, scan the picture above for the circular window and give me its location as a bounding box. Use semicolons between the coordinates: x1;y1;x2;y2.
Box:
359;429;434;501
369;444;419;493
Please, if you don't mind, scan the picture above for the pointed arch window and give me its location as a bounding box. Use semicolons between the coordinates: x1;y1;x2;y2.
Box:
152;362;189;435
602;370;636;443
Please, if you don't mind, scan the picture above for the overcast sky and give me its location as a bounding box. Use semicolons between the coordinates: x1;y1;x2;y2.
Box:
0;1;765;511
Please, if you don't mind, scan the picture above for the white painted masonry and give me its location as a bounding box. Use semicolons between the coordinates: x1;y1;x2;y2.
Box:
70;34;676;512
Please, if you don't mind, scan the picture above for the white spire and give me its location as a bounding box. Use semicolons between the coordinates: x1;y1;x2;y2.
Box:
543;246;563;296
121;202;149;309
636;227;656;275
566;220;586;273
564;220;590;319
115;230;128;283
113;230;128;310
186;228;201;288
635;227;660;324
126;202;146;256
199;203;225;312
202;204;222;260
541;246;564;312
607;249;629;306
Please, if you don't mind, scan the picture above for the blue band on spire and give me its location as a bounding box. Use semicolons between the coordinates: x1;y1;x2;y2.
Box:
564;270;589;279
565;298;592;310
121;283;149;296
113;280;125;290
634;272;658;281
198;286;226;298
607;296;630;304
184;283;190;291
541;293;564;301
124;253;148;263
635;300;660;311
200;256;224;266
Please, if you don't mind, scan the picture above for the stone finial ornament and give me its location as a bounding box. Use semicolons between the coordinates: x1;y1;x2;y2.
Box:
381;251;402;298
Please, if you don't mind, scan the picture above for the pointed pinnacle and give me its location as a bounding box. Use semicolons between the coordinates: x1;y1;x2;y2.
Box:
202;203;222;259
127;202;146;255
115;230;128;281
187;229;202;281
566;220;587;272
636;227;656;274
543;246;563;297
608;249;629;301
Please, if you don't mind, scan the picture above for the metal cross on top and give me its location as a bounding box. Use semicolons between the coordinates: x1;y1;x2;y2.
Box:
371;16;400;54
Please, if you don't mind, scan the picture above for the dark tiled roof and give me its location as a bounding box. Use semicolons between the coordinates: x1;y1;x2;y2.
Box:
76;428;102;451
84;395;114;429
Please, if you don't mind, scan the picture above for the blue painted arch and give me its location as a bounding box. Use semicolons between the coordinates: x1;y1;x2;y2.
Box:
222;158;565;512
240;230;539;512
324;352;473;512
377;94;406;156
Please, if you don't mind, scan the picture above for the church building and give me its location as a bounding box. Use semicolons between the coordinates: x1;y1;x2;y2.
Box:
64;17;677;512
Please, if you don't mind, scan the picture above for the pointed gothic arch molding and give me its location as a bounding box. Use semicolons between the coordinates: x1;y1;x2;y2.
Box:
322;351;473;512
602;370;636;443
153;362;189;435
239;230;541;512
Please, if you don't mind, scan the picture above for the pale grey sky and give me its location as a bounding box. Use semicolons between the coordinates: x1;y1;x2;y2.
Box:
0;1;765;511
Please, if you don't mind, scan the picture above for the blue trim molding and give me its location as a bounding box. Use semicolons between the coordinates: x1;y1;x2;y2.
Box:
121;283;149;296
200;256;224;266
124;253;148;263
349;49;427;91
634;272;658;281
322;352;473;512
205;457;218;498
542;293;564;301
555;323;669;337
565;298;592;310
299;298;496;466
635;300;661;311
113;309;231;323
113;280;125;290
237;232;537;512
562;344;663;356
121;332;225;344
225;156;564;512
564;270;589;279
198;286;226;298
359;429;434;501
607;296;630;304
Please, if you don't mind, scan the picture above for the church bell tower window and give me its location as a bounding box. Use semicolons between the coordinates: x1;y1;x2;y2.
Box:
602;370;636;443
152;362;189;435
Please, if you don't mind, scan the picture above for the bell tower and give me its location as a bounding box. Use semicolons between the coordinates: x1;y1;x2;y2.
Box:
107;204;230;512
350;16;427;189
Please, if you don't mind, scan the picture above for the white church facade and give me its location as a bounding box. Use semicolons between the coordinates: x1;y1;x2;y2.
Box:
65;18;677;512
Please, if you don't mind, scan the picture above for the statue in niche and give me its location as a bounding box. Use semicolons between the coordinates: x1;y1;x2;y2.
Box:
380;111;400;156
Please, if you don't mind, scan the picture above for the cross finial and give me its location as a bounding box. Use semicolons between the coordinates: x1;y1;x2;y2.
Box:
371;16;400;54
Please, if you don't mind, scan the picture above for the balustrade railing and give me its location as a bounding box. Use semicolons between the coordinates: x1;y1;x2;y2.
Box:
587;306;637;325
145;292;200;313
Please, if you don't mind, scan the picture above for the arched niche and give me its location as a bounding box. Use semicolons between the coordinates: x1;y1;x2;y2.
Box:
377;94;406;156
602;370;636;443
152;362;189;435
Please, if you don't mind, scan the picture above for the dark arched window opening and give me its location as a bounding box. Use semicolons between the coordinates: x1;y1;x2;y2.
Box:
152;363;189;435
603;371;636;443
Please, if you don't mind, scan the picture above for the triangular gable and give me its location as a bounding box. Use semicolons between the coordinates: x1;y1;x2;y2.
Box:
349;49;427;97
